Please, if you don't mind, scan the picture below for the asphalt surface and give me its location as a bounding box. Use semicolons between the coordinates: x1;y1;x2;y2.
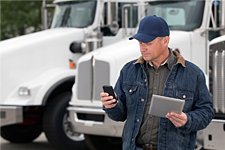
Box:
0;133;90;150
0;133;54;150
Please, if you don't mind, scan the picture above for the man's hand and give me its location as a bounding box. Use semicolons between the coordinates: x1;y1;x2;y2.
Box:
166;112;187;127
100;92;117;109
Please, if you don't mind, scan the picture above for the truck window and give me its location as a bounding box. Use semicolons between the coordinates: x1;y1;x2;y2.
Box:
209;0;222;40
101;2;138;36
121;3;138;28
51;0;96;28
146;0;205;31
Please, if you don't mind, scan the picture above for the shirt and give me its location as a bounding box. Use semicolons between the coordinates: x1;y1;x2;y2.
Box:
137;51;176;145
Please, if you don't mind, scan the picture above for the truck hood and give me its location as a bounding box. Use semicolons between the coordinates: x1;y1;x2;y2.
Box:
70;31;192;106
76;30;192;73
0;28;85;105
77;30;192;67
0;28;84;51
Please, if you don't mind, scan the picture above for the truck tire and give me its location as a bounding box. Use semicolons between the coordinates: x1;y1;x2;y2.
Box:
0;124;42;143
85;134;122;150
43;92;87;150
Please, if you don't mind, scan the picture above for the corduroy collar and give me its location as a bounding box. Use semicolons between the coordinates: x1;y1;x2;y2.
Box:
134;48;186;67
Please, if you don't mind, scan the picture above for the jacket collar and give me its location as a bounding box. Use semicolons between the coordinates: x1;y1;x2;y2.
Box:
134;48;186;67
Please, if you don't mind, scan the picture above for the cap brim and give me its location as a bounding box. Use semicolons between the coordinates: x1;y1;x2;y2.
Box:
129;33;156;43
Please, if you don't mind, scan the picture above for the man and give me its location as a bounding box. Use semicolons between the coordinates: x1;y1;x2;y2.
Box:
100;15;214;150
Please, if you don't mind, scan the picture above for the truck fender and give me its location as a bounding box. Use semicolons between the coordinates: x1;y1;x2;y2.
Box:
3;69;75;106
42;75;75;105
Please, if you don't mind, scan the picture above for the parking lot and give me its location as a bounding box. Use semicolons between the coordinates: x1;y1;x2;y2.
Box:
0;134;54;150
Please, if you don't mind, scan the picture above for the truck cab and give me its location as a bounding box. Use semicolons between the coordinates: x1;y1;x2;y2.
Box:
68;0;225;149
0;0;144;150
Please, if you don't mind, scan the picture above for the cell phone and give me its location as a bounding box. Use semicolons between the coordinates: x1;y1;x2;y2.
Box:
102;85;117;99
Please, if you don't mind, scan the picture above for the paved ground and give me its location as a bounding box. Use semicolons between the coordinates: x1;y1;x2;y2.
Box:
0;133;54;150
0;133;90;150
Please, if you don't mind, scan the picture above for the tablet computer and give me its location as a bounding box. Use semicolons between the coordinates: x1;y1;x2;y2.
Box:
148;94;185;118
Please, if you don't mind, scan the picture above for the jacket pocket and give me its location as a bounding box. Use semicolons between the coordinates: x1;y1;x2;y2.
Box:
122;83;138;106
175;90;194;112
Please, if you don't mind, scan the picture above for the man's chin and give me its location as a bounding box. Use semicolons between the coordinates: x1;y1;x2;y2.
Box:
143;56;151;62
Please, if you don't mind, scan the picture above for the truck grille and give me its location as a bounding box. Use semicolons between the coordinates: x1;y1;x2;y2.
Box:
210;42;225;114
77;56;110;101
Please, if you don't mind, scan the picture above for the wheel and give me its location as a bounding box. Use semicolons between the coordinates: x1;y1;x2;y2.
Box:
85;134;122;150
43;92;87;150
0;124;42;143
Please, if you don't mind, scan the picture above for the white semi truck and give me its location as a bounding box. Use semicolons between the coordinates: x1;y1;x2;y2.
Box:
68;0;225;150
0;0;147;150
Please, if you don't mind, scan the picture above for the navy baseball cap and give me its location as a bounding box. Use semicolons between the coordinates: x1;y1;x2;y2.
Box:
129;15;170;43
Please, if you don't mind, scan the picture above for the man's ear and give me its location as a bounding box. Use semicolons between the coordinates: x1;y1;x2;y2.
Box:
164;36;170;45
161;36;170;48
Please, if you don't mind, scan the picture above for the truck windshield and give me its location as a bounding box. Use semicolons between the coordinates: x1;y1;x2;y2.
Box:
146;0;205;31
51;0;96;28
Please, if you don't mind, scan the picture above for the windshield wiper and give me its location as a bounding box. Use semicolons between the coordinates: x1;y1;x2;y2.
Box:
60;6;71;27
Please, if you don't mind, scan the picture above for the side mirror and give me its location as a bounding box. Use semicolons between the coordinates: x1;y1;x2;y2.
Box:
109;21;119;35
69;42;82;53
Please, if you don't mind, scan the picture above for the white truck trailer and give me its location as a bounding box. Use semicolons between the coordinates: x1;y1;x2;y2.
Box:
0;0;146;150
68;0;225;149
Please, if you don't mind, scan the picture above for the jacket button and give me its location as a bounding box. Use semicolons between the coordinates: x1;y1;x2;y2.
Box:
137;119;140;122
183;95;186;99
129;89;133;93
141;98;144;102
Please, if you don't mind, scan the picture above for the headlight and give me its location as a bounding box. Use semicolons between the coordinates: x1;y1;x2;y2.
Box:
18;87;31;96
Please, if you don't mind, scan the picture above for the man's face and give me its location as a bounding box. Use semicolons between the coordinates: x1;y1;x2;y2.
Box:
139;36;169;62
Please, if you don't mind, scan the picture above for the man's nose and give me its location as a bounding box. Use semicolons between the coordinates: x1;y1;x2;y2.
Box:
140;47;147;53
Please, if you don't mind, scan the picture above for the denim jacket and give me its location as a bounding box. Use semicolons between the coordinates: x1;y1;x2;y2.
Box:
104;50;214;150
